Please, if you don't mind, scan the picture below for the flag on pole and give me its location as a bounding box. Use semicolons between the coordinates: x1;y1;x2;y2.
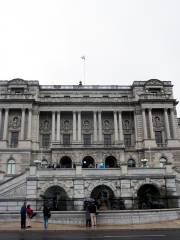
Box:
81;55;85;60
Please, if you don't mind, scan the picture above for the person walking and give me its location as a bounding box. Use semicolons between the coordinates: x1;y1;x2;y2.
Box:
43;203;51;229
20;202;26;229
26;204;33;228
85;203;91;227
89;202;97;227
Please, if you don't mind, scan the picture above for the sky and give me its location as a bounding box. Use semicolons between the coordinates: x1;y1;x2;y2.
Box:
0;0;180;113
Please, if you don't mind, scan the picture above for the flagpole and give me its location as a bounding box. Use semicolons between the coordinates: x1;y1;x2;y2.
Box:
81;56;86;84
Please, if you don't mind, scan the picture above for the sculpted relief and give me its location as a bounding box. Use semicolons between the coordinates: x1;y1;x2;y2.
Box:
9;115;21;130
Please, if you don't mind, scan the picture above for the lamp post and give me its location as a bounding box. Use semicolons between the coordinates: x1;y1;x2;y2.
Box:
141;158;149;168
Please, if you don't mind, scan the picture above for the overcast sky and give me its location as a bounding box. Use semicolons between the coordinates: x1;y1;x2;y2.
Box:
0;0;180;114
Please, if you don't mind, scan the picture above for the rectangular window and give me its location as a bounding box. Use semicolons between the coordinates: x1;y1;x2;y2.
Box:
42;134;50;147
63;134;70;145
104;134;111;145
83;134;91;145
10;132;19;147
155;131;163;144
124;134;131;146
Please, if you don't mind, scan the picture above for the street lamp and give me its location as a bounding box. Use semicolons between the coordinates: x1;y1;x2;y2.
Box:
141;158;149;168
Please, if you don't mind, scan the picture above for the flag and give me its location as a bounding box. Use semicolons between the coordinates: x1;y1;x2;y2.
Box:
81;56;85;60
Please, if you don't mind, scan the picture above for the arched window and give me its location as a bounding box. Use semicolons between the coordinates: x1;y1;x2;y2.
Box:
159;157;167;168
105;156;117;168
7;159;16;174
60;156;72;168
127;159;136;168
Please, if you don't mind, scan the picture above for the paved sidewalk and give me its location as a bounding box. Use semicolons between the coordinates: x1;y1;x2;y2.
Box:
0;220;180;231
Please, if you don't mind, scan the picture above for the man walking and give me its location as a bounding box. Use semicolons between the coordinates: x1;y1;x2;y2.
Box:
20;202;26;229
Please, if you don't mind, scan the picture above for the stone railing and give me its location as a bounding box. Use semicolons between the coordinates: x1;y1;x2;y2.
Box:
139;93;172;100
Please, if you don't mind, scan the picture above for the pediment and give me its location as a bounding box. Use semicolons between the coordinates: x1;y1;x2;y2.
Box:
145;79;163;86
8;78;27;86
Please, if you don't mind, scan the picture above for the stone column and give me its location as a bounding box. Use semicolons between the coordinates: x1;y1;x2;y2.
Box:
36;111;40;142
20;109;25;140
170;108;177;139
73;111;77;143
114;111;118;143
164;108;171;139
56;111;60;142
98;111;102;143
93;111;97;143
118;111;123;144
0;109;2;137
3;109;9;140
148;109;155;139
27;109;32;140
134;111;138;143
52;111;56;142
77;111;81;142
142;109;147;139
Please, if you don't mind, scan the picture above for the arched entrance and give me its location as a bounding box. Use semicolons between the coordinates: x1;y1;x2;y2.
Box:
105;156;117;168
60;156;72;168
137;184;163;209
91;185;115;210
82;156;95;168
43;186;68;211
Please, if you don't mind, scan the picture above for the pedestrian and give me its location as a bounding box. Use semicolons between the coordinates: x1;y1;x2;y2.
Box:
89;202;97;227
85;203;91;227
26;204;33;228
43;202;51;229
20;202;26;229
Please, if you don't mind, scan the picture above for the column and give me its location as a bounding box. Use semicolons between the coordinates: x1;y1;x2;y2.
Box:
0;109;2;138
20;109;25;140
98;111;102;143
77;111;81;142
73;111;77;142
134;111;138;143
52;111;56;142
148;109;155;139
113;111;118;143
170;108;177;139
93;111;97;143
118;111;123;143
36;111;40;142
3;109;9;140
142;109;147;139
56;111;60;142
164;108;171;139
27;109;32;140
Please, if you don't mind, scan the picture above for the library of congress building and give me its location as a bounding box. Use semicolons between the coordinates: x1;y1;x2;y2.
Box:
0;78;180;211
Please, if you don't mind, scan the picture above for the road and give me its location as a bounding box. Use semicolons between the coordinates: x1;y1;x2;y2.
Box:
0;229;180;240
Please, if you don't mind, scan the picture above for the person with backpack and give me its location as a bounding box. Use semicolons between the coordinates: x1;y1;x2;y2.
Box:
43;202;51;229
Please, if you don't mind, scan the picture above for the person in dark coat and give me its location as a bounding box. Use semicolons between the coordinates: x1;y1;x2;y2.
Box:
89;203;97;227
20;202;26;229
43;203;51;229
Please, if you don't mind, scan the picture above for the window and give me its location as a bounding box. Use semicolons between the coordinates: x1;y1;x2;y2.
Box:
7;159;16;174
10;131;19;147
104;134;111;145
42;134;50;147
83;134;91;145
155;131;163;144
63;134;70;145
124;134;131;146
127;159;136;168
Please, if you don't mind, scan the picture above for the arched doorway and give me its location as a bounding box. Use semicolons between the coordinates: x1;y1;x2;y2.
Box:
105;156;117;168
91;185;115;210
60;156;72;168
43;186;68;211
82;156;95;168
137;184;163;209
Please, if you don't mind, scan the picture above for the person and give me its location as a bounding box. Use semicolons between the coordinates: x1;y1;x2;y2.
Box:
43;202;51;229
89;202;97;227
85;203;91;227
26;204;33;228
20;202;26;229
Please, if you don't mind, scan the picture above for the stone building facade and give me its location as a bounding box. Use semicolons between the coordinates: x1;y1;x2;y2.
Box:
0;78;180;211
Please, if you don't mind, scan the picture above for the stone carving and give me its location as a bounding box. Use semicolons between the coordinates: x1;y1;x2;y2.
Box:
8;78;27;85
40;119;51;133
9;116;21;129
145;79;163;86
63;120;71;131
103;120;111;129
82;120;90;130
153;115;164;129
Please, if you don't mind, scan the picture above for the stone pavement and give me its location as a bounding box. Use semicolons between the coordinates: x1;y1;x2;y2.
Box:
0;220;180;231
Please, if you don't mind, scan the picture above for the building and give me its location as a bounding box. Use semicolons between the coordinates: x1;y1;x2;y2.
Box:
0;78;180;211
